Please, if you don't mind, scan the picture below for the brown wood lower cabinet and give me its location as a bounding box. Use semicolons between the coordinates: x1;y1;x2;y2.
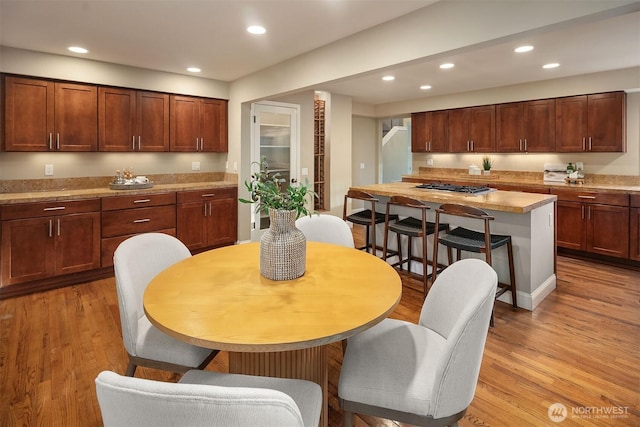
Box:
100;192;177;267
552;190;629;259
1;199;101;287
177;188;237;251
630;195;640;262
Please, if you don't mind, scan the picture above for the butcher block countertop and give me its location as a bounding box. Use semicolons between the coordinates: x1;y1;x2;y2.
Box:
0;172;238;205
349;182;556;214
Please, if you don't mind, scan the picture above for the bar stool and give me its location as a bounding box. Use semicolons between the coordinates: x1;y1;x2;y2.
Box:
431;203;517;326
382;196;449;298
343;190;397;256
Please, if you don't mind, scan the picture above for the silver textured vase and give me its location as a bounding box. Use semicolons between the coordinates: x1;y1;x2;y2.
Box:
260;208;306;280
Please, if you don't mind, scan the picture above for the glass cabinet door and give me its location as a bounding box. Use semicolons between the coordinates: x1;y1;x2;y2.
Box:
250;102;299;239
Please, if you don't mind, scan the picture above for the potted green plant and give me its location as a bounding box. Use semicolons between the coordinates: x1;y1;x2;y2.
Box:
240;156;317;281
482;156;493;175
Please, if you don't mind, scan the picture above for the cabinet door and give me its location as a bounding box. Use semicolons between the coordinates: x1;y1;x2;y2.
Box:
1;217;55;286
586;204;629;258
556;201;585;250
170;95;200;152
55;212;101;275
200;98;228;152
411;112;428;152
98;87;136;151
447;108;470;152
54;82;98;151
427;111;448;152
207;198;237;247
556;95;588;152
137;91;169;151
630;206;640;262
523;99;555;152
588;92;625;152
469;105;495;152
496;102;523;152
176;201;207;250
4;76;54;151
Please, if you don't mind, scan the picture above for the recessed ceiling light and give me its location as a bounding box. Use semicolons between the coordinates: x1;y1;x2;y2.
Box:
515;45;534;53
420;85;432;90
187;67;201;73
543;63;560;69
382;75;395;81
247;25;266;35
68;46;88;54
439;63;454;69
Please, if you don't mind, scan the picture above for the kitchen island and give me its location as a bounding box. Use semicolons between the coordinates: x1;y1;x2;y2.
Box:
348;182;558;311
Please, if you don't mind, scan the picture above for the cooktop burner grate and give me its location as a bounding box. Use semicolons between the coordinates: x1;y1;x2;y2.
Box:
415;183;495;194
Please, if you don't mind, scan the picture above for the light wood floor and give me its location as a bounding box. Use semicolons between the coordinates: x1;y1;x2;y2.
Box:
1;234;639;426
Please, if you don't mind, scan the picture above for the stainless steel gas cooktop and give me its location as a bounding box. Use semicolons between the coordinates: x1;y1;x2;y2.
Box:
415;183;496;195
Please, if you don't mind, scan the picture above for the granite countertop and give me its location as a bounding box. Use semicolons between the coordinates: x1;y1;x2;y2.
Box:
350;182;557;214
0;173;238;205
404;169;640;195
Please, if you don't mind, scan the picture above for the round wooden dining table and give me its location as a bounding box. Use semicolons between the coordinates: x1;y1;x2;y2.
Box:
144;241;402;427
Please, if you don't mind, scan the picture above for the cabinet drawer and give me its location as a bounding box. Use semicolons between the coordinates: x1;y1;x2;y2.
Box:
550;190;629;206
101;205;176;237
1;199;100;220
101;228;176;267
631;194;640;208
101;192;176;211
177;187;236;203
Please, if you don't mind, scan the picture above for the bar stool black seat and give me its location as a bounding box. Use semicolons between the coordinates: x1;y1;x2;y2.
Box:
382;196;449;298
343;190;398;256
431;203;517;326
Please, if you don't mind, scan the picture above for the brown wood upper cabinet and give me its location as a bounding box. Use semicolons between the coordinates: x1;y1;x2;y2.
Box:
447;105;495;153
4;76;97;151
411;110;448;153
98;87;169;152
555;92;626;152
496;99;555;152
170;95;228;152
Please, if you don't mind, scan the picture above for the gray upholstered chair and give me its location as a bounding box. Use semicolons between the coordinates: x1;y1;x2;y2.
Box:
95;369;322;427
338;258;498;427
295;214;355;248
113;233;218;376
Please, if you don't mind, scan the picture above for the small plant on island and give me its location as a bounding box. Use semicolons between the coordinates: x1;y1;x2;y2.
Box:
482;156;493;171
239;156;317;219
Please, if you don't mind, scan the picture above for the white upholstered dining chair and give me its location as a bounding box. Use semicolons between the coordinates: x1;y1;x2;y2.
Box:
113;233;218;376
338;258;497;427
95;369;322;427
295;214;355;248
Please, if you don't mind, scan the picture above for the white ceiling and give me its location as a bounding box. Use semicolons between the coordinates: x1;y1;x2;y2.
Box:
1;0;639;105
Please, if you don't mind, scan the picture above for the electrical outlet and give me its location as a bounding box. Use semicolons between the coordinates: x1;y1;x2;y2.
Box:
191;161;201;171
233;162;238;171
426;158;434;166
360;163;365;169
301;167;309;175
45;164;54;176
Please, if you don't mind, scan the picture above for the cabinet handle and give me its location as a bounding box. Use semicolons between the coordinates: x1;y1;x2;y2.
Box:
132;135;136;151
202;203;207;217
57;219;61;236
133;199;151;204
588;137;592;151
581;205;585;220
56;133;60;150
49;219;53;238
582;137;586;151
49;133;53;150
201;193;216;198
138;136;141;151
43;206;66;211
196;138;199;151
467;140;470;151
519;139;522;151
208;202;212;216
578;195;596;200
201;138;204;151
524;139;527;151
133;219;151;223
471;140;474;151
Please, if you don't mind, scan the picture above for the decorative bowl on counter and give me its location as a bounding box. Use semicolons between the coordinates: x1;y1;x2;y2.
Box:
109;180;154;190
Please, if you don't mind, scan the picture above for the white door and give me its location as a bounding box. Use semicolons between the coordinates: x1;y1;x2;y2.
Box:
250;101;300;241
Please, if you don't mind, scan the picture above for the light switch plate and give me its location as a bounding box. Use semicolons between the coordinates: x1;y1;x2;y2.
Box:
301;167;308;175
